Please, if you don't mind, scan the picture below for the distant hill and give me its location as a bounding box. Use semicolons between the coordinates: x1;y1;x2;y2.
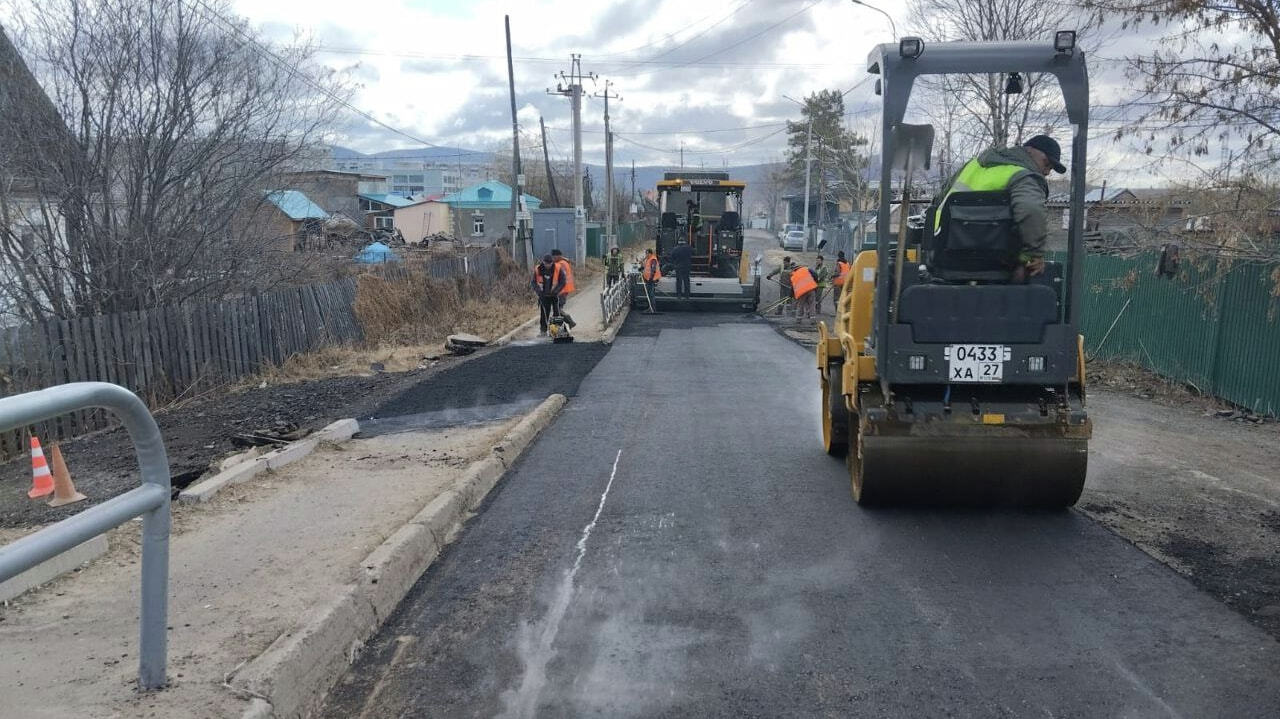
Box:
328;145;493;164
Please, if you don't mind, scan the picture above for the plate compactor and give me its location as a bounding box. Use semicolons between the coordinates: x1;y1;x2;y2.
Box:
818;34;1092;507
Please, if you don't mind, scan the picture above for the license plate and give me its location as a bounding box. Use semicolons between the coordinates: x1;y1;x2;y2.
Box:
945;344;1011;383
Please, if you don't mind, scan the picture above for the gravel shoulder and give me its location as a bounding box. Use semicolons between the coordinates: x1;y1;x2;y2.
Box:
1082;388;1280;638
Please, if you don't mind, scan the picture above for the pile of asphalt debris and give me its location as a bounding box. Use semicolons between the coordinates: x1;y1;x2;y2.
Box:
1207;407;1276;425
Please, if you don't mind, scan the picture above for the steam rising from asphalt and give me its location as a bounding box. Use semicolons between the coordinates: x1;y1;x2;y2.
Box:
500;449;623;718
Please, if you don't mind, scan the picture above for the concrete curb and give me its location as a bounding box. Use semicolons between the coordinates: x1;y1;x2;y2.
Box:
0;535;109;602
178;419;359;505
233;393;567;719
492;314;540;347
601;302;631;345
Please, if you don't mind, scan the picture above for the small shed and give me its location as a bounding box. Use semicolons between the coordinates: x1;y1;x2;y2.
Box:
531;208;576;261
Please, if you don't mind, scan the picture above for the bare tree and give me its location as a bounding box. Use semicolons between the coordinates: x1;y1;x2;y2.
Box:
907;0;1102;156
757;159;789;230
0;0;349;323
1081;1;1279;167
1078;1;1280;262
488;129;572;209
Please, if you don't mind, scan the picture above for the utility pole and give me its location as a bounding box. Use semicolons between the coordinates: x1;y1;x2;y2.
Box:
817;136;826;249
594;80;620;251
680;140;684;169
503;16;529;266
802;115;813;248
549;54;595;261
630;160;636;219
539;116;561;206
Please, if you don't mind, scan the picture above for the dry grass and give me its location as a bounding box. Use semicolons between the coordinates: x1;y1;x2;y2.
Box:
353;257;531;345
232;255;601;388
239;259;534;386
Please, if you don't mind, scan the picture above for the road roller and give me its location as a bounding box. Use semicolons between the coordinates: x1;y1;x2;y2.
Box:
817;34;1092;507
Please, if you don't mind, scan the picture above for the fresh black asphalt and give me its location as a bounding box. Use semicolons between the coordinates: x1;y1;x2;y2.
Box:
320;314;1280;718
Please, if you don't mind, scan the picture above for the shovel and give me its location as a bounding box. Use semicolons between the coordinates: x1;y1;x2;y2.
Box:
888;123;934;323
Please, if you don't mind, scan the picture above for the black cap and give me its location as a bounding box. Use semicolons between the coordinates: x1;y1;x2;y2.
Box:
1023;135;1066;173
551;248;563;256
541;254;554;263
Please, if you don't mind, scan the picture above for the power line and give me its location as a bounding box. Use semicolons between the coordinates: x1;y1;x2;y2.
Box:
546;122;788;135
602;0;757;71
317;46;839;70
613;0;823;79
615;125;788;156
185;0;447;150
592;0;757;60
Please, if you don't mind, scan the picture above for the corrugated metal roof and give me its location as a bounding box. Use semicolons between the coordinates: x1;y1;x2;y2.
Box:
359;193;417;208
266;190;328;221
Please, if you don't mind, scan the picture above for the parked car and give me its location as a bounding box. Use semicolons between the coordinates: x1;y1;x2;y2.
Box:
778;223;803;246
782;230;806;251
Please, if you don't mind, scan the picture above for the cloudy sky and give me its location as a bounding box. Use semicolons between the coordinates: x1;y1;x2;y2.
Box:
234;0;883;166
231;0;1199;184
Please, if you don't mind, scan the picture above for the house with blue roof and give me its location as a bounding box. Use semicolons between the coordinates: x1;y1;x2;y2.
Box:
263;189;329;250
359;192;418;232
440;181;541;244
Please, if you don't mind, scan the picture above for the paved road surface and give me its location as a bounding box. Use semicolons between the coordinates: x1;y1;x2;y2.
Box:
320;313;1280;718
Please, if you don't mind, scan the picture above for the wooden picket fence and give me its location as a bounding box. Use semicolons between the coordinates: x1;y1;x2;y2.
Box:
0;247;500;458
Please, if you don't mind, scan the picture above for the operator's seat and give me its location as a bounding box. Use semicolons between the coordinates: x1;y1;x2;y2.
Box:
927;190;1020;282
660;212;679;229
719;211;741;231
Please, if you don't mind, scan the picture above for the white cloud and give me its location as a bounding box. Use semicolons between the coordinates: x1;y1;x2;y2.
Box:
228;0;1178;184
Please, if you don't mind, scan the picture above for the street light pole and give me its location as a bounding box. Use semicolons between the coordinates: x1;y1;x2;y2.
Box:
802;116;813;248
850;0;897;38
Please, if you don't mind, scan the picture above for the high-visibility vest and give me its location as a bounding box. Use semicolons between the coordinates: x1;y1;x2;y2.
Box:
532;262;563;292
833;260;850;287
791;266;817;298
555;259;575;294
642;255;662;281
934;157;1029;233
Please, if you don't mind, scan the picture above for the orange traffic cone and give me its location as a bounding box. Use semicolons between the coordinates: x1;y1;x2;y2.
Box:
28;436;54;498
47;443;86;507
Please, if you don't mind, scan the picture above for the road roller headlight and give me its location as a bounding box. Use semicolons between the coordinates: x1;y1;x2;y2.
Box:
1028;356;1046;372
908;355;927;371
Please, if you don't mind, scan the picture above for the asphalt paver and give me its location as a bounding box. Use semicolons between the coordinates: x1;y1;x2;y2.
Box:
321;314;1280;718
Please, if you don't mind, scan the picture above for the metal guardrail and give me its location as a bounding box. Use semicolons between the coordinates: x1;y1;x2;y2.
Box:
600;272;633;327
0;382;170;690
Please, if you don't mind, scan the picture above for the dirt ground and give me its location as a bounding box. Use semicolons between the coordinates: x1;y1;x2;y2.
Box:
1081;389;1280;639
0;264;617;530
0;419;517;719
0;361;436;529
0;339;608;531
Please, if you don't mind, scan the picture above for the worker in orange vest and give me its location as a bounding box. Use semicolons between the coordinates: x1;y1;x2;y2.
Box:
641;248;662;310
531;254;566;335
550;248;576;329
832;251;850;313
790;262;819;323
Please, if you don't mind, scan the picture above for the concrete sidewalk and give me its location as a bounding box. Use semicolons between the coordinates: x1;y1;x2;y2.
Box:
509;269;619;344
0;418;523;718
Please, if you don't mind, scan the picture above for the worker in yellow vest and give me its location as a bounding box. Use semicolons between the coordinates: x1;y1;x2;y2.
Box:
934;134;1065;279
550;248;576;329
790;263;819;323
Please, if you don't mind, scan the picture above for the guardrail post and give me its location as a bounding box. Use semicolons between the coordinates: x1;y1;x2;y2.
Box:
0;382;170;690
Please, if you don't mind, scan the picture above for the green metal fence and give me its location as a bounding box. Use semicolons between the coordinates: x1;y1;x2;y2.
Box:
618;220;648;248
1079;251;1280;415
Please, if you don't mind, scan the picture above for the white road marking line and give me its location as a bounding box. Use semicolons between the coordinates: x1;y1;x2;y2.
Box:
501;449;623;719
